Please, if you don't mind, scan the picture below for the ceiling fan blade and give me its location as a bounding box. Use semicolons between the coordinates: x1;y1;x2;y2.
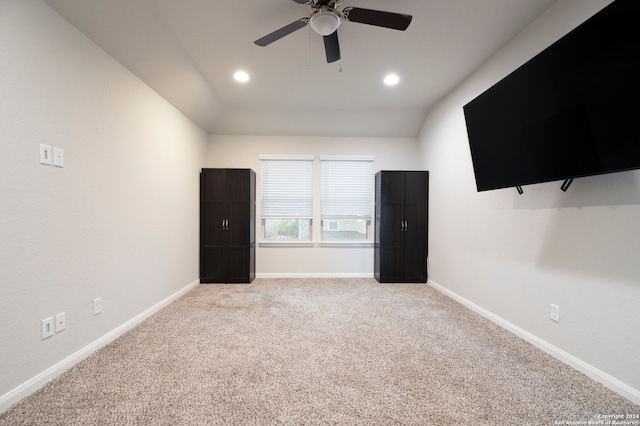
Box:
291;0;310;3
343;7;412;31
254;18;309;47
323;31;341;63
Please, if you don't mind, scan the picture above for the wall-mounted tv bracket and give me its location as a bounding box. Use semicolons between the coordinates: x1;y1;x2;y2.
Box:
561;178;574;192
516;186;524;195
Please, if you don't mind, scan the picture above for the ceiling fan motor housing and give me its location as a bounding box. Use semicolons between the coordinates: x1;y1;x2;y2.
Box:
310;8;341;36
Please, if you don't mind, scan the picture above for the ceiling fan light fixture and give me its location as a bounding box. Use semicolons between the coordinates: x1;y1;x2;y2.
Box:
310;10;341;36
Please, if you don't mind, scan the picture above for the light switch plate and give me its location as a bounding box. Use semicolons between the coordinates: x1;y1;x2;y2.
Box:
42;317;54;339
53;148;64;168
40;144;52;165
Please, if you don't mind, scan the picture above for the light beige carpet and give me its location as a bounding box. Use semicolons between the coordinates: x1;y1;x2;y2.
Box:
1;278;638;425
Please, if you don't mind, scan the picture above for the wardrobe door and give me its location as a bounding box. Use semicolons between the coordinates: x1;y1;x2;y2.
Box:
402;172;428;283
201;170;223;282
377;172;404;282
227;198;250;283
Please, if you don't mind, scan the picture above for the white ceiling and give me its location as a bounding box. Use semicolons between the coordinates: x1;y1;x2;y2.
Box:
42;0;557;137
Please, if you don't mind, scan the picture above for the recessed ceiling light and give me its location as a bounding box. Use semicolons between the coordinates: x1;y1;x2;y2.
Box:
383;73;400;86
234;70;250;83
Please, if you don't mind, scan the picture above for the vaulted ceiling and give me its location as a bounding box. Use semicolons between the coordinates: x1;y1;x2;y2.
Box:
43;0;557;137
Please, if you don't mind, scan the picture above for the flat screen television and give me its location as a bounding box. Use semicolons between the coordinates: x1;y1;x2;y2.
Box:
463;0;640;192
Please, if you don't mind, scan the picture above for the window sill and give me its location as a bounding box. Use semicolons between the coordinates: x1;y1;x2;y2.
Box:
258;241;374;248
318;241;374;248
259;241;315;248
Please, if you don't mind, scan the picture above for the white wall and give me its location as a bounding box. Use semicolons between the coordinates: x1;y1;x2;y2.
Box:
418;0;639;402
207;135;421;277
0;0;207;409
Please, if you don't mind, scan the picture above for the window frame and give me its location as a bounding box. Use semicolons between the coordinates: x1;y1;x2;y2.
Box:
258;154;375;248
319;155;374;244
259;155;315;246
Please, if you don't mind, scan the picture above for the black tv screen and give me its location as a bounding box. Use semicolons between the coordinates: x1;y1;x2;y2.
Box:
463;0;640;192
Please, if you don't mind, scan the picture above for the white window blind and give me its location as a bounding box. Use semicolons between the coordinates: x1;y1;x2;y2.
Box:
260;157;314;218
320;157;373;219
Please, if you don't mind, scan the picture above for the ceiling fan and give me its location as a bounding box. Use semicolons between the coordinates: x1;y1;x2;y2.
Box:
254;0;413;63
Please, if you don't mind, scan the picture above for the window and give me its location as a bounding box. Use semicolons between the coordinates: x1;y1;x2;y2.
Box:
260;155;314;241
320;156;373;241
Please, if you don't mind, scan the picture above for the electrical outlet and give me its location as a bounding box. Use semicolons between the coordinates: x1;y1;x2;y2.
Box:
53;147;64;168
93;297;102;315
42;317;54;339
55;312;66;333
550;304;560;323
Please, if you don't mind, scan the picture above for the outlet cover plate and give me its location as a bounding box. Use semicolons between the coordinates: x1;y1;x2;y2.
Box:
93;297;102;315
53;147;64;167
55;312;66;333
550;304;560;323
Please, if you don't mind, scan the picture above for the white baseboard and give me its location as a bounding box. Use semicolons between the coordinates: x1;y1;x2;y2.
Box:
256;273;374;279
428;279;640;406
0;279;200;414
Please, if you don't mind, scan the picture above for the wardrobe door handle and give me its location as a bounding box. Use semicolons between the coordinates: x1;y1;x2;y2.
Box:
405;221;408;232
222;219;225;230
225;219;229;231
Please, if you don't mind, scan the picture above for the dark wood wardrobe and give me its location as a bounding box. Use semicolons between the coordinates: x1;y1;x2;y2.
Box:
374;171;429;283
200;168;255;283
